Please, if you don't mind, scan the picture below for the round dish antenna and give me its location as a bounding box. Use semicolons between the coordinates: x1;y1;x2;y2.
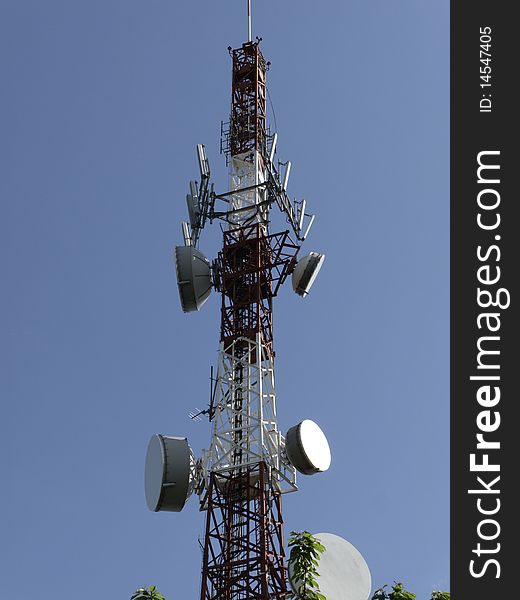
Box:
285;419;331;475
292;252;325;297
288;532;371;600
144;434;196;512
174;245;212;312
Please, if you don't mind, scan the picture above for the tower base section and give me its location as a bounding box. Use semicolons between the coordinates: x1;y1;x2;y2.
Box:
200;462;287;600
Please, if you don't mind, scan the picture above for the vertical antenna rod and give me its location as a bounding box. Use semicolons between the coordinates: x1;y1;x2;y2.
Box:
248;0;252;42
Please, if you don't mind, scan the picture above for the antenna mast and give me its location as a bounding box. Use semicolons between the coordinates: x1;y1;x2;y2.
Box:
201;40;293;600
144;16;333;600
248;0;252;42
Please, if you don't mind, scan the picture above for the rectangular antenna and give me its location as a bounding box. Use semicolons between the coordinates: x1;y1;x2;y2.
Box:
298;199;306;232
190;180;199;198
197;145;210;178
302;214;315;241
269;133;278;164
282;161;291;191
182;222;192;246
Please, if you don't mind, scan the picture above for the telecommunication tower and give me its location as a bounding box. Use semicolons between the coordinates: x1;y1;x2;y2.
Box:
142;7;368;600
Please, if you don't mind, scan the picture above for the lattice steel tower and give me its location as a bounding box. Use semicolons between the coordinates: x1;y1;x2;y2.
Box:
144;22;330;600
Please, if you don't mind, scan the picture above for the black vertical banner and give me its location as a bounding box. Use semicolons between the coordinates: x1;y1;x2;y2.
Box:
451;2;518;599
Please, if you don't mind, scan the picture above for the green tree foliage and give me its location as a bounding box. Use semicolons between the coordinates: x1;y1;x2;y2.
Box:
372;582;416;600
288;530;326;600
131;585;165;600
371;582;450;600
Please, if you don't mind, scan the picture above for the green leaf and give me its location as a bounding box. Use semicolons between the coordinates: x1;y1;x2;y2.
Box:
287;530;327;600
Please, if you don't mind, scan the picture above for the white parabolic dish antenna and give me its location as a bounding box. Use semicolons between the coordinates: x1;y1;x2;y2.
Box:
285;419;331;475
174;245;212;313
144;434;195;512
289;533;372;600
292;252;325;297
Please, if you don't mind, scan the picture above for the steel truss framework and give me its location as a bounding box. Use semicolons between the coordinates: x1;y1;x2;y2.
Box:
227;42;268;230
201;41;295;600
204;332;297;496
218;223;299;354
200;462;287;600
230;43;267;161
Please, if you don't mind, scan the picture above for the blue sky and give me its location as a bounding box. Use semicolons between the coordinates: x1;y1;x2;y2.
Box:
1;1;448;598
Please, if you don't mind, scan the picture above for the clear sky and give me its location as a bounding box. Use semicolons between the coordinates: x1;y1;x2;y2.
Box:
1;1;448;599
